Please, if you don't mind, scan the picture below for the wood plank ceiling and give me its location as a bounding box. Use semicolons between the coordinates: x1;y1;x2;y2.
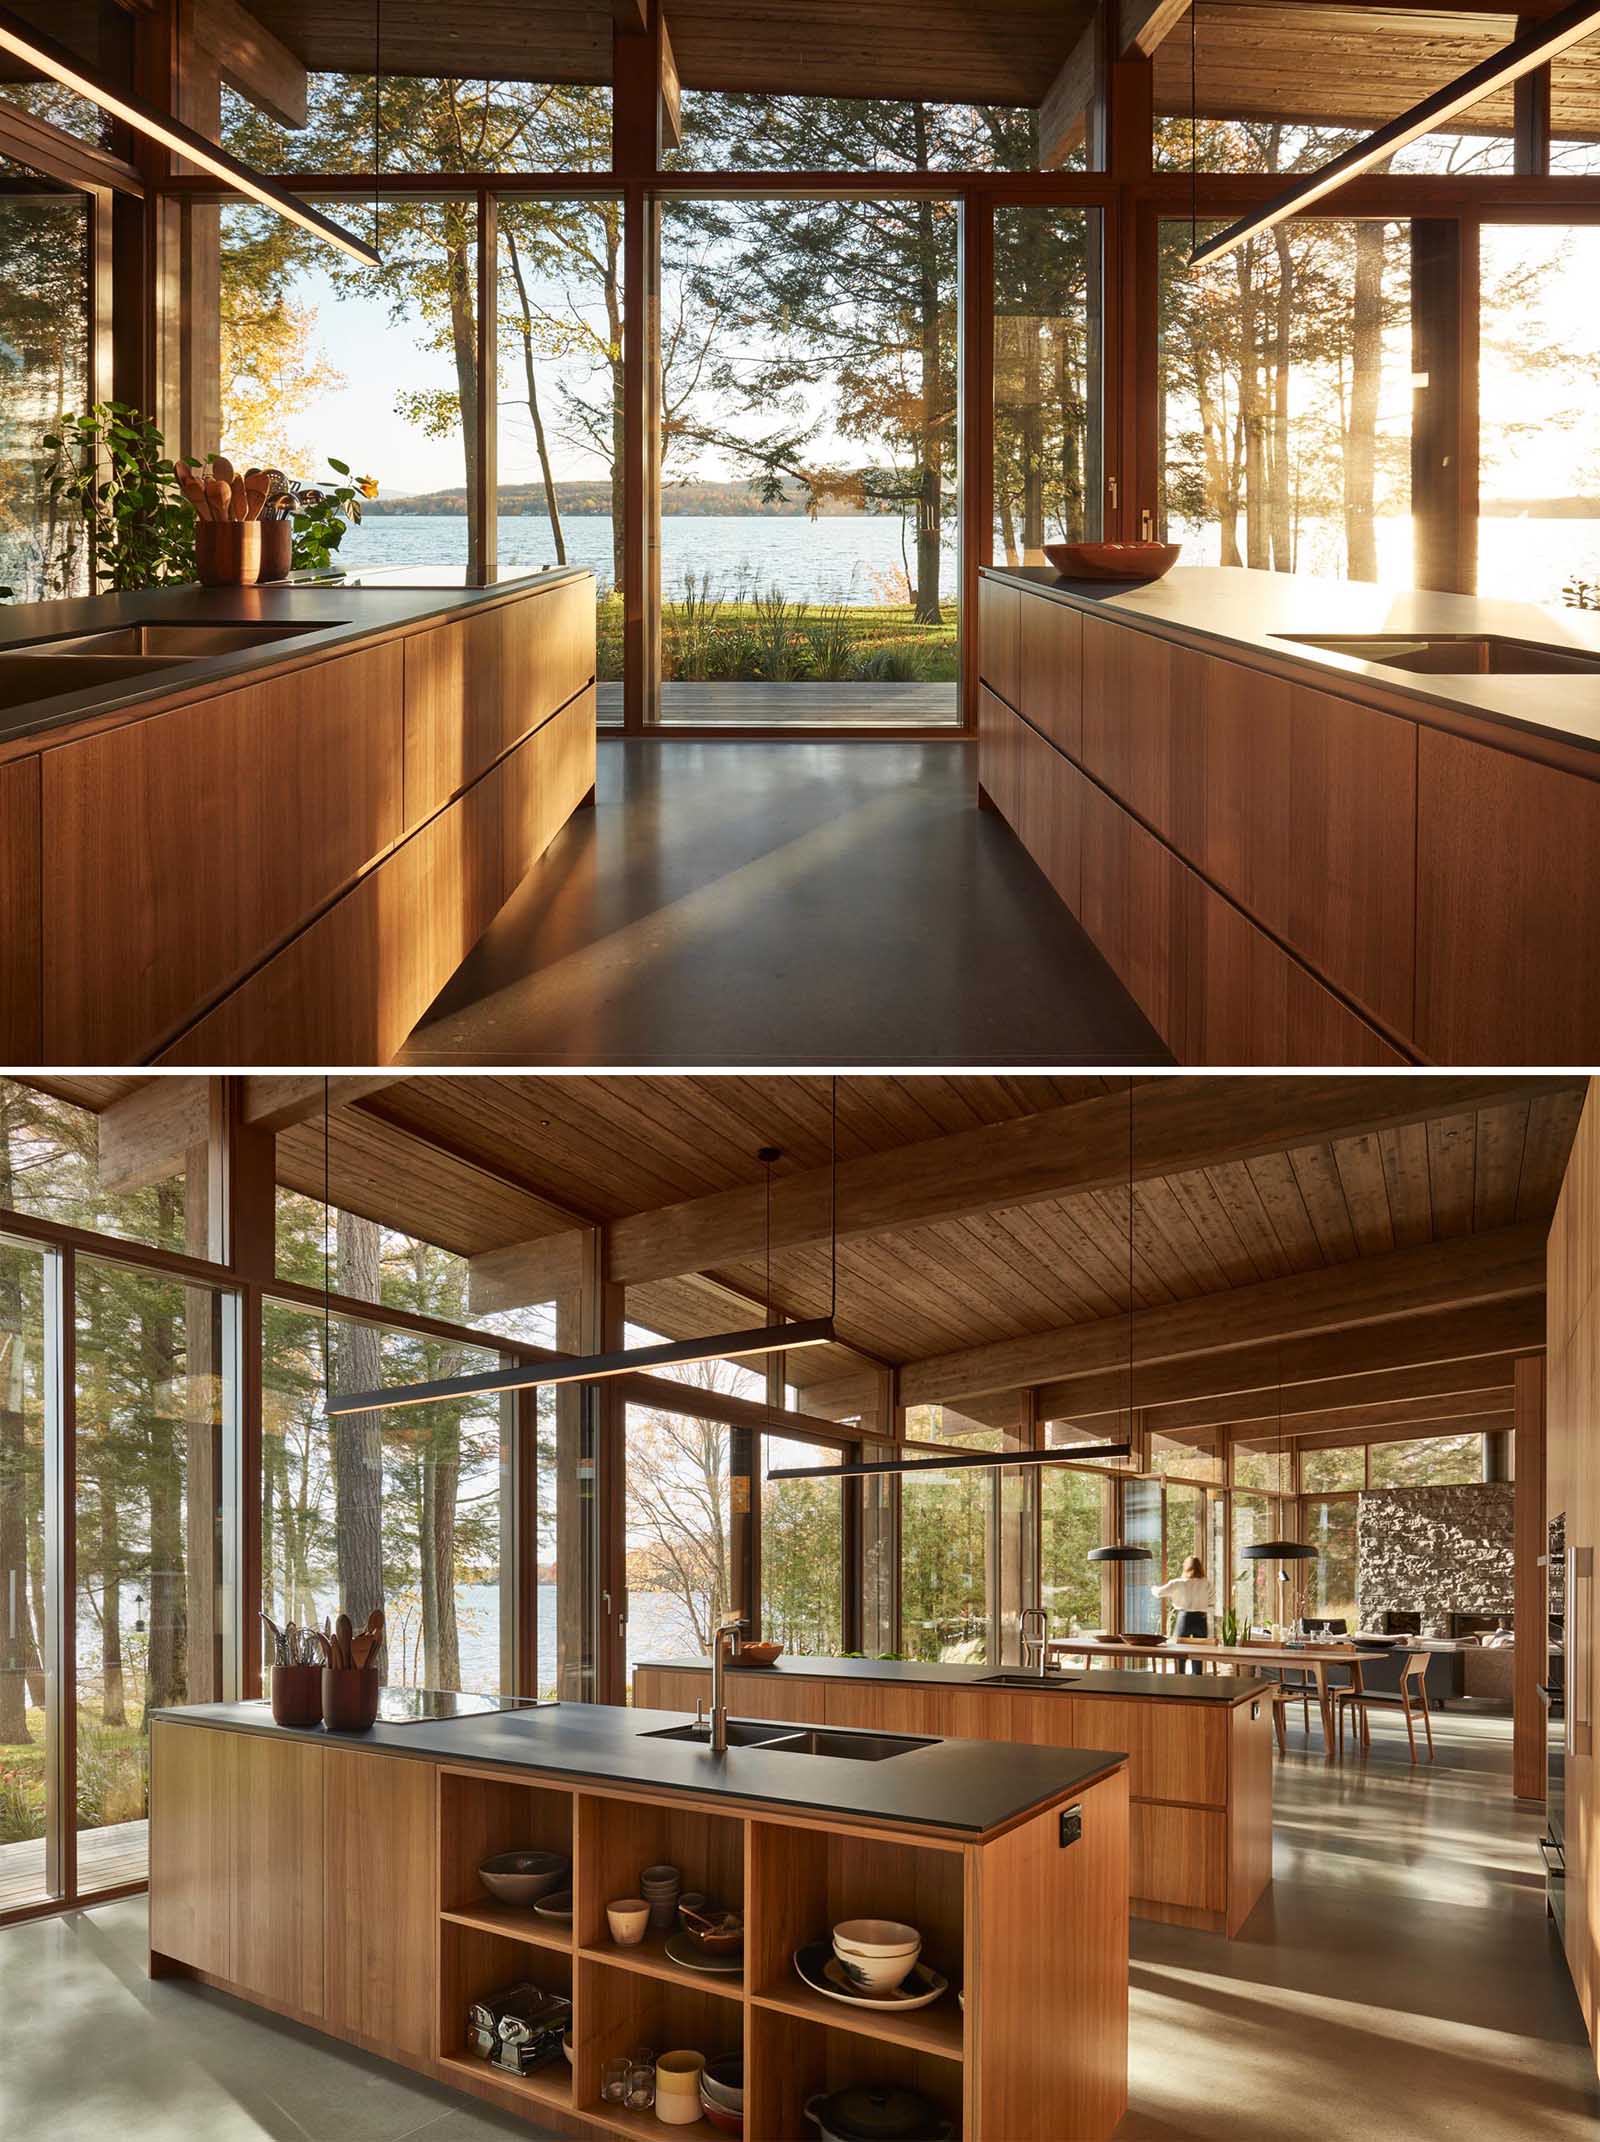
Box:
263;1075;1580;1437
235;2;1600;142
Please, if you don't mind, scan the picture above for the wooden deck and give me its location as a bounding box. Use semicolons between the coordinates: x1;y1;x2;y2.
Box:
0;1817;146;1912
596;681;957;726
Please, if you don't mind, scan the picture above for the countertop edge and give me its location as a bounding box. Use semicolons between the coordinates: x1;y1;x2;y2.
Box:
979;562;1600;763
636;1654;1265;1705
148;1702;1129;1842
0;568;596;753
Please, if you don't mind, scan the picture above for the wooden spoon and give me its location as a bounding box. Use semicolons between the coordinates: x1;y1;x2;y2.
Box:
178;474;210;519
210;454;234;486
242;471;271;520
335;1612;354;1670
205;477;232;521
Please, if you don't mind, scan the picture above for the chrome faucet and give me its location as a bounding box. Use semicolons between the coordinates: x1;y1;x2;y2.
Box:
1020;1605;1052;1679
709;1615;747;1753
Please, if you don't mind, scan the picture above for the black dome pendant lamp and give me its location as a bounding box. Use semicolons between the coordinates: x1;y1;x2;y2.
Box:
1088;1081;1153;1570
1240;1346;1317;1567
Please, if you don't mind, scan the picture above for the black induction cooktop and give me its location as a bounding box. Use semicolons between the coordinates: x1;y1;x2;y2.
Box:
376;1688;549;1724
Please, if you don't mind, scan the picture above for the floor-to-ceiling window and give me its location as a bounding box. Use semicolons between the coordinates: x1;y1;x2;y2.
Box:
1120;1476;1164;1634
0;1237;50;1913
993;205;1103;559
0;165;92;600
760;1435;845;1654
900;1464;991;1662
73;1256;237;1896
1039;1465;1106;1634
1301;1494;1359;1629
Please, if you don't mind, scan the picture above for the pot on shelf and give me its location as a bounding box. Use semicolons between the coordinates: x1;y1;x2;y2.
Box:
321;1663;380;1731
270;1662;322;1728
803;2084;953;2142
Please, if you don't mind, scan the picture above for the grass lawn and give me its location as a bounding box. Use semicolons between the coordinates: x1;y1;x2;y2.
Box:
596;592;959;684
1;1702;150;1843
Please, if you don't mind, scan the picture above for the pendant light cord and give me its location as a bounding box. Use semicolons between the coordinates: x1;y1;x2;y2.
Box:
829;1075;839;1323
322;1075;331;1406
1190;0;1199;262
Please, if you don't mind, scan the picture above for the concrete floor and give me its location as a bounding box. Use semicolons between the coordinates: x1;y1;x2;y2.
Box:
402;739;1168;1066
0;1710;1590;2142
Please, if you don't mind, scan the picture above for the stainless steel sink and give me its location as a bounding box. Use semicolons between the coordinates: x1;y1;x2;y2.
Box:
642;1719;801;1749
0;650;200;711
1275;631;1600;677
975;1672;1080;1690
753;1727;935;1762
30;621;326;658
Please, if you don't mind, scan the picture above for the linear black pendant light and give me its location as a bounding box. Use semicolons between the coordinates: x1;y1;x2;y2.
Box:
1088;1079;1151;1566
1190;0;1600;267
1239;1345;1317;1565
0;5;381;266
326;1082;842;1416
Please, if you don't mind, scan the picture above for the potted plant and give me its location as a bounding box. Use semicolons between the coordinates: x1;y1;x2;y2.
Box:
41;402;196;590
287;459;379;573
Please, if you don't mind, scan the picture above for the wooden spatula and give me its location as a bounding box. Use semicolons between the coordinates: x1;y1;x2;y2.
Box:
335;1611;354;1670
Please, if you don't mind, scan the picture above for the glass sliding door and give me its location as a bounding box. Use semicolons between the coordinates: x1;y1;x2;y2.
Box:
73;1257;236;1897
992;206;1102;561
622;1393;732;1684
655;192;960;727
1119;1477;1162;1633
0;1238;52;1913
900;1466;990;1662
1039;1465;1105;1635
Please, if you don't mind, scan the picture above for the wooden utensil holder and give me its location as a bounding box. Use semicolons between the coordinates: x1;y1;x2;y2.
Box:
196;519;262;587
321;1664;381;1732
258;517;292;582
270;1663;323;1728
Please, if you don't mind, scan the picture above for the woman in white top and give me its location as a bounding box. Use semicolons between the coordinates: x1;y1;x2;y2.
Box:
1151;1556;1211;1674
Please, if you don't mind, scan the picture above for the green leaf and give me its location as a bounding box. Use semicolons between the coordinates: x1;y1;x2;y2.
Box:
327;457;350;476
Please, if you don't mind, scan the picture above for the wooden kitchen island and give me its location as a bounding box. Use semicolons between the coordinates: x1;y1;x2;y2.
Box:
0;569;595;1064
637;1654;1273;1939
978;563;1600;1065
148;1698;1131;2142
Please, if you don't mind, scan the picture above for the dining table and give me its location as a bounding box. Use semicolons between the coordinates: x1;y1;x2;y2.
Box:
1047;1635;1370;1761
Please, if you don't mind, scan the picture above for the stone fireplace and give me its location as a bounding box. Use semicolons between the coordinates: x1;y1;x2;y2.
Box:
1355;1484;1515;1636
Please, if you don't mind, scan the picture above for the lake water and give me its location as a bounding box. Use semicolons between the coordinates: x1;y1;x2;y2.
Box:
341;508;1600;614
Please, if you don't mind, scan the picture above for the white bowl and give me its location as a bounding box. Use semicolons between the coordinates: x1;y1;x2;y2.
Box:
832;1941;921;1993
832;1918;921;1957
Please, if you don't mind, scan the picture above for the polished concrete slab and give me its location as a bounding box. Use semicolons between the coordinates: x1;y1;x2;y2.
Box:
402;739;1169;1066
0;1710;1588;2141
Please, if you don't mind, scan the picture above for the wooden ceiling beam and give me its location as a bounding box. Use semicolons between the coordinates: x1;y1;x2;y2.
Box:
1296;1409;1514;1457
241;1074;397;1134
96;1077;209;1193
602;1076;1571;1288
1221;1388;1519;1441
1028;1298;1545;1420
615;1371;891;1446
1040;6;1101;165
192;0;307;128
1120;0;1192;58
1141;1352;1521;1433
899;1223;1546;1406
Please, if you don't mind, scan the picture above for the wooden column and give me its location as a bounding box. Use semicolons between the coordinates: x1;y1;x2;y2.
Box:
474;192;498;585
959;194;992;734
1513;1351;1548;1802
1514;16;1553;175
1410;218;1477;595
613;8;669;730
556;1228;617;1701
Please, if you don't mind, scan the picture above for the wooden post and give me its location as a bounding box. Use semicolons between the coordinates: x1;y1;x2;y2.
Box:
474;192;498;585
1513;1351;1547;1802
959;194;992;734
1410;218;1477;594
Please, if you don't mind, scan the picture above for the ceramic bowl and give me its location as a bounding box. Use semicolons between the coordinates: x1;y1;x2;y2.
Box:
1042;539;1181;584
832;1918;921;1958
832;1945;920;1993
702;2056;744;2111
562;2026;574;2067
606;1897;650;1946
477;1848;569;1905
699;2093;743;2137
640;1863;681;1888
680;1903;745;1955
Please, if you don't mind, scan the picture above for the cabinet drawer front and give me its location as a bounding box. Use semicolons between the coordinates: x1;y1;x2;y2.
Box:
979;575;1022;708
0;756;39;1056
149;1721;234;1979
1018;591;1083;755
1130;1801;1226;1913
42;643;404;1061
323;1746;436;2058
1065;1695;1226;1805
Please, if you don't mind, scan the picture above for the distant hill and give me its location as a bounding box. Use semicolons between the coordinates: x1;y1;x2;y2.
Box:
367;477;886;518
1481;496;1600;519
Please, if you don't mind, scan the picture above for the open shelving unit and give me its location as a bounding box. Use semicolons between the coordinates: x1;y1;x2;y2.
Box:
435;1763;969;2141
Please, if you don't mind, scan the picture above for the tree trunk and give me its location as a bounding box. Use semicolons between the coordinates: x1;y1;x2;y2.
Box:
443;203;482;584
604;210;626;594
1345;219;1384;583
333;1215;387;1670
1270;226;1295;572
504;225;567;565
99;1483;125;1727
1236;247;1271;570
143;1293;188;1716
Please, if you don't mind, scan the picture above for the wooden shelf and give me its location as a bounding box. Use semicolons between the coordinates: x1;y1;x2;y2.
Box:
440;1900;572;1952
438;2051;573;2113
582;2096;720;2140
579;1929;746;2003
752;1974;965;2060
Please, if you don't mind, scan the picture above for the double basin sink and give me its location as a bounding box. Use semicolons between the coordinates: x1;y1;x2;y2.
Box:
0;619;326;712
644;1720;934;1762
1275;630;1600;678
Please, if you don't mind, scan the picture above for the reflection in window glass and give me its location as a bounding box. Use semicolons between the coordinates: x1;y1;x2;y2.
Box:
901;1468;990;1662
1040;1466;1104;1633
993;206;1101;560
1300;1444;1365;1493
623;1388;731;1681
903;1403;1008;1451
1367;1432;1483;1487
1160;217;1413;587
670;95;1068;172
0;173;90;600
1302;1496;1359;1628
1153;116;1511;177
222;79;612;175
1231;1491;1280;1632
1479;226;1600;607
657;192;959;726
761;1437;843;1653
262;1294;515;1695
75;1256;230;1894
1149;1428;1222;1483
1233;1442;1291;1493
0;1238;49;1909
0;1081;187;1251
1120;1478;1162;1634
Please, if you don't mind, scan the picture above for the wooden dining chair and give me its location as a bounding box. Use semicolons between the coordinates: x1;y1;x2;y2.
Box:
1336;1650;1435;1762
1269;1669;1314;1755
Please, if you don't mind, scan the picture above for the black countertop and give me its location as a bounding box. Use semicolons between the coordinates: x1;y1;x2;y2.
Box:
151;1697;1125;1839
0;568;592;751
981;562;1600;758
639;1653;1264;1705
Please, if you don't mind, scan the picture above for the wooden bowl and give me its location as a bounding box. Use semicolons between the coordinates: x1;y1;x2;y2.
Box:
1120;1632;1166;1648
1043;540;1181;584
738;1640;784;1667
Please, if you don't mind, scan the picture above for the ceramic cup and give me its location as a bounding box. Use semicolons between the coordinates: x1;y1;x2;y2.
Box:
655;2051;705;2127
607;1897;650;1946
